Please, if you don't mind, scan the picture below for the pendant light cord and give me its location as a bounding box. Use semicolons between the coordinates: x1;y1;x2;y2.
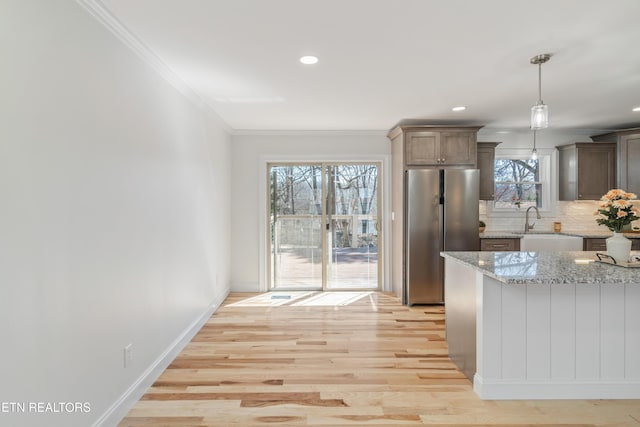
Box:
538;62;543;104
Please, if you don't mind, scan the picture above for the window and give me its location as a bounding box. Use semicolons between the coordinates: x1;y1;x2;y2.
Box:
494;158;540;208
490;149;552;212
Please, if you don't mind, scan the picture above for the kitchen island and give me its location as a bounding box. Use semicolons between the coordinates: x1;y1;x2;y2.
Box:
441;251;640;400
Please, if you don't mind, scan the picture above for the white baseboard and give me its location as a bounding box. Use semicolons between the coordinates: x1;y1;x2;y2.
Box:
230;281;262;292
474;374;640;400
93;287;230;427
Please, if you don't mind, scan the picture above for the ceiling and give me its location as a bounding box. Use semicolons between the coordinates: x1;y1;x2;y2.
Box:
99;0;640;133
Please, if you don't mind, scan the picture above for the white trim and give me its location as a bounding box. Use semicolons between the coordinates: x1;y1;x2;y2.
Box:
93;288;230;427
232;129;388;137
75;0;233;134
474;374;640;400
487;148;557;217
230;281;263;292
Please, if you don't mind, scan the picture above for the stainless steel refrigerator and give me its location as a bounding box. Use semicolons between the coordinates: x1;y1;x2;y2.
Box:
405;169;479;305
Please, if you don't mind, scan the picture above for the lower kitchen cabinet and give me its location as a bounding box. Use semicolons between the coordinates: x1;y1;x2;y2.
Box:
584;238;607;251
584;237;640;251
480;238;520;251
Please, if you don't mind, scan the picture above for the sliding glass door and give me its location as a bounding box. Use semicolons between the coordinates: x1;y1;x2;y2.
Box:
268;162;380;291
325;164;379;289
268;164;323;289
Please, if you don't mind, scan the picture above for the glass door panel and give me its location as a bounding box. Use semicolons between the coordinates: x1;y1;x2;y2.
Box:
325;164;379;289
268;162;380;291
269;164;323;289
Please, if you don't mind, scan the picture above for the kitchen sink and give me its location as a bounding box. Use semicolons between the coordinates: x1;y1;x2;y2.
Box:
519;233;583;251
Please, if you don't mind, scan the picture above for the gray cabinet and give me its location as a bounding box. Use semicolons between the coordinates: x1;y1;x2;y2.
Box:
583;238;607;251
592;128;640;195
584;237;640;251
477;142;500;200
557;142;616;200
401;128;479;166
480;238;520;251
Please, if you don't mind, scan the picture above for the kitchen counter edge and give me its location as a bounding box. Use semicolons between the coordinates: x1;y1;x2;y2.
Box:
441;250;640;285
480;231;640;239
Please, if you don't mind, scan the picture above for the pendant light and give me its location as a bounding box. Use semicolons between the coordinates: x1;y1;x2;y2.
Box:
531;130;538;160
530;53;552;130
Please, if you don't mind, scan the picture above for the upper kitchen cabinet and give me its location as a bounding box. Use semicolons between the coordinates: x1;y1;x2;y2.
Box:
387;124;482;300
557;142;616;200
591;128;640;195
388;126;482;167
477;142;500;200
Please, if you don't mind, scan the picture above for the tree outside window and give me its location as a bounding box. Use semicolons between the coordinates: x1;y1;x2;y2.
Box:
269;164;378;248
494;159;541;209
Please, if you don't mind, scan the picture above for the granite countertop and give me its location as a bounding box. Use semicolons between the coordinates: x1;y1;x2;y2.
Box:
441;251;640;285
480;230;640;239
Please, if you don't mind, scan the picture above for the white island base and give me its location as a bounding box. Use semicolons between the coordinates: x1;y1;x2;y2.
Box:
443;251;640;400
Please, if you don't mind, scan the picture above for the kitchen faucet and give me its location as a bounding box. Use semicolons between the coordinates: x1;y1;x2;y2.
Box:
524;206;541;232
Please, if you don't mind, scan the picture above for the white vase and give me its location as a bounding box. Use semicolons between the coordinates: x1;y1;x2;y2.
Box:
606;232;631;263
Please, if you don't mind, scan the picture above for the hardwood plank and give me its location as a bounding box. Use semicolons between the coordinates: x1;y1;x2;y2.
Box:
119;292;640;427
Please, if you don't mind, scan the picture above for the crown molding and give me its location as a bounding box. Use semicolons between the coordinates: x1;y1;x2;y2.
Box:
75;0;202;107
75;0;233;134
231;129;389;137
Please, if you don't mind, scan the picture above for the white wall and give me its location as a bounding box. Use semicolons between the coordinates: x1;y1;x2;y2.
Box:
478;128;597;149
230;132;391;292
0;2;231;426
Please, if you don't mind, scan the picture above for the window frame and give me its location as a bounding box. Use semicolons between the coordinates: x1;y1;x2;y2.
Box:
486;148;555;217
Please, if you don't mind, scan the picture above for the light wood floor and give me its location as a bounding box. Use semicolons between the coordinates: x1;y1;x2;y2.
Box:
119;292;640;426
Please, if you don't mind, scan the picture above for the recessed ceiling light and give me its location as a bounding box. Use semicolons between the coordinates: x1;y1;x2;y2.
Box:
300;55;319;65
452;106;466;112
633;106;640;112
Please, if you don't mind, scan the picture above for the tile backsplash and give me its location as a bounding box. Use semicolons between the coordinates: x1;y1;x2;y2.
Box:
479;200;636;234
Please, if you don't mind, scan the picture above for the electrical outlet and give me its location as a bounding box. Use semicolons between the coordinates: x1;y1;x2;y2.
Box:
123;343;133;368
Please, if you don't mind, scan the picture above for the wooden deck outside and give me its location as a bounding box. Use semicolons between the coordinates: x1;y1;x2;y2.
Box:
272;247;378;289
